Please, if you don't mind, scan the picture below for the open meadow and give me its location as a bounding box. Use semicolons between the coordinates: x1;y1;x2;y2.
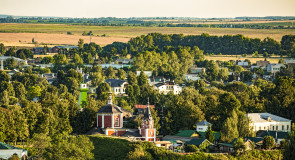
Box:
0;23;294;47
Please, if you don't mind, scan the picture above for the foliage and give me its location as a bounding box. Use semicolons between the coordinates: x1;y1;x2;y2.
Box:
263;136;275;150
184;144;199;152
234;138;246;155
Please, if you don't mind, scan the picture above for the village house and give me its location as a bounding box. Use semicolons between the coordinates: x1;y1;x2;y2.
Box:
246;113;291;132
190;65;206;74
256;60;270;68
134;104;155;115
0;142;28;160
266;63;285;74
219;138;254;153
236;60;249;67
256;130;289;144
105;79;128;95
153;81;182;95
136;71;152;77
116;59;134;64
196;120;211;132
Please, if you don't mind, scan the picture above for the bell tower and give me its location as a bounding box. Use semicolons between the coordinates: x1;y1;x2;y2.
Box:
139;98;156;141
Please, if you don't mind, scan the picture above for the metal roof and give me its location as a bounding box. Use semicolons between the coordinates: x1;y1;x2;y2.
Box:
246;113;291;122
196;120;211;126
105;79;127;87
97;104;123;114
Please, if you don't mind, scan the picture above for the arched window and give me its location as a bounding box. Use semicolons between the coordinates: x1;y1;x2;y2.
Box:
115;117;119;126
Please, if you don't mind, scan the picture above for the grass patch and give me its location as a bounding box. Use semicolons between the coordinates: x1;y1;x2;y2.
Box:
88;135;131;160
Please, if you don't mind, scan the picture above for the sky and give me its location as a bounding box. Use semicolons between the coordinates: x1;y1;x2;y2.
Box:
1;0;295;18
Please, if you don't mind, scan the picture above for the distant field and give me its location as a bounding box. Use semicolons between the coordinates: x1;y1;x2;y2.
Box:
0;23;294;47
205;55;284;63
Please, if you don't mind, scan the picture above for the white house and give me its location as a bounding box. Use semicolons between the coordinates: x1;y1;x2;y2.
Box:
154;81;182;95
284;59;295;64
237;61;249;67
136;71;152;77
184;74;201;81
196;120;212;132
98;63;132;69
105;79;128;95
246;113;291;132
266;64;285;74
0;142;28;159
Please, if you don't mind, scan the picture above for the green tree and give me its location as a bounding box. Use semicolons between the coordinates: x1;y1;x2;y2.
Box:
263;136;274;150
53;54;68;65
234;137;246;155
78;39;84;49
284;124;295;159
218;67;229;81
28;85;42;100
127;72;138;85
0;71;10;82
96;82;111;101
30;133;52;158
73;53;83;65
220;110;239;143
205;125;214;143
138;71;148;86
0;43;5;56
184;144;198;153
117;69;126;80
105;66;116;79
90;72;105;87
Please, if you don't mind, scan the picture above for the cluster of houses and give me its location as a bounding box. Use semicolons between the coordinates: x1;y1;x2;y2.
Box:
152;112;292;153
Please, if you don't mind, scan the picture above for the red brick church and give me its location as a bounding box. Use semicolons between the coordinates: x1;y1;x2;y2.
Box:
96;92;156;142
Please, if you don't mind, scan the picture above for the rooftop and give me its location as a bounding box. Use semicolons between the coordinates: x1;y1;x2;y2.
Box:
246;113;291;123
105;79;127;87
97;104;123;114
196;120;211;126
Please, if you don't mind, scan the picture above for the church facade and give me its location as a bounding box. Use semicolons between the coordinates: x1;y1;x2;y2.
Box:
96;92;156;141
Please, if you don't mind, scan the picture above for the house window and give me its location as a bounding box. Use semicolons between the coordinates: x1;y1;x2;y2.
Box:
282;125;284;130
276;126;278;130
273;126;275;130
287;125;289;131
115;117;119;126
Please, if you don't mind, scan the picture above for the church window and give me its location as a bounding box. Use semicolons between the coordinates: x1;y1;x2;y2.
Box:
115;117;119;126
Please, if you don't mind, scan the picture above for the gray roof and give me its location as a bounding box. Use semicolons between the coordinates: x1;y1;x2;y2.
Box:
246;113;291;122
105;79;127;87
97;104;123;114
55;45;78;49
196;120;211;126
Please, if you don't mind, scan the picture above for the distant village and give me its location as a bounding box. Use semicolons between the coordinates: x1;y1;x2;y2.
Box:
0;43;295;159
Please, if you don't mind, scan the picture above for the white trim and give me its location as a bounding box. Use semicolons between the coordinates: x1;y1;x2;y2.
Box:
145;129;148;141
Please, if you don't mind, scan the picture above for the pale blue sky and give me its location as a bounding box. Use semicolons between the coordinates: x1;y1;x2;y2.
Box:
1;0;295;18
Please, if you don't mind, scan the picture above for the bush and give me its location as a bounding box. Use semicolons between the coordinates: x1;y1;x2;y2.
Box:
263;136;275;150
184;144;199;153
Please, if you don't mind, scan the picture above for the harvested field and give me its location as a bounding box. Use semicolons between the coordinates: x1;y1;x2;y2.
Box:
0;32;129;47
0;23;294;47
204;55;284;63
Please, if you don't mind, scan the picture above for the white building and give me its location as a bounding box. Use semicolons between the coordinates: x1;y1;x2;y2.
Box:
246;113;291;132
105;79;128;95
284;59;295;64
266;64;285;74
237;61;249;67
0;142;28;159
154;81;182;95
136;71;152;77
98;63;132;69
196;120;212;132
184;74;201;81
